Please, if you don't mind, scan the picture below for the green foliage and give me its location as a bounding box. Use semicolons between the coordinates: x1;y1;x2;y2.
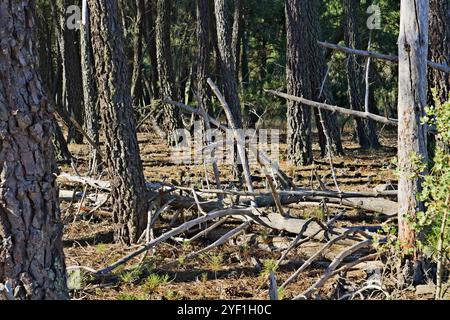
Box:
208;253;224;273
120;269;140;284
417;94;450;258
260;259;278;278
117;293;146;301
143;274;170;294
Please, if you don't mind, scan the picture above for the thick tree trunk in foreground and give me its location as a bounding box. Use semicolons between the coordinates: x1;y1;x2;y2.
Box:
397;0;429;254
0;0;68;300
156;0;182;145
89;0;149;245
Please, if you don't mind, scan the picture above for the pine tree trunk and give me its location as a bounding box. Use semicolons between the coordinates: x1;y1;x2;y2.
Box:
214;0;243;128
285;0;343;164
344;0;374;149
398;0;429;254
80;1;100;172
56;0;84;144
428;0;449;104
232;0;243;77
285;0;313;165
131;0;145;107
197;0;211;114
0;0;68;300
144;0;160;100
156;0;182;145
89;0;149;245
428;0;450;154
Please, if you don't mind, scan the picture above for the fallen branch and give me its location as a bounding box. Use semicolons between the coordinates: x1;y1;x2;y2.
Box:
163;220;252;269
95;208;257;275
318;41;450;74
295;239;373;299
165;99;295;190
280;230;370;290
265;90;398;126
207;78;254;194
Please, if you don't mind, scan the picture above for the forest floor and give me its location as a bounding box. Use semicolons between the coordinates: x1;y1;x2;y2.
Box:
58;126;431;300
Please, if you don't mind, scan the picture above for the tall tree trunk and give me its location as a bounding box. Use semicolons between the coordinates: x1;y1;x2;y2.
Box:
285;0;343;164
285;0;313;165
232;0;243;78
343;0;380;149
144;0;160;100
397;0;429;255
428;0;449;104
241;27;250;90
80;0;100;172
131;0;145;107
89;0;149;245
214;0;243;128
38;1;72;164
197;0;211;114
56;0;84;144
428;0;449;155
156;0;182;145
0;0;68;300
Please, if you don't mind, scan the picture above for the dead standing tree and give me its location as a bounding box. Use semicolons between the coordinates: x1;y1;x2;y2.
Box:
397;0;429;272
89;0;149;245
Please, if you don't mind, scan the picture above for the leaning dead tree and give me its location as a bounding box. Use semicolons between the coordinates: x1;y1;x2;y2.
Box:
397;0;429;257
89;0;149;245
0;0;68;300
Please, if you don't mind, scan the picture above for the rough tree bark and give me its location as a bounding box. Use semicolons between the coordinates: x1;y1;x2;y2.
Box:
197;0;211;115
232;0;243;78
89;0;149;245
214;0;243;128
144;0;160;100
131;0;145;107
285;0;313;165
80;0;100;172
56;0;84;144
397;0;429;255
343;0;380;149
428;0;449;104
428;0;450;155
285;0;343;165
0;0;68;300
156;0;182;145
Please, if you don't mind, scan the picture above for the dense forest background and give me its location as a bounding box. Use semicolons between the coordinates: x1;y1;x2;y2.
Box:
35;0;401;131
